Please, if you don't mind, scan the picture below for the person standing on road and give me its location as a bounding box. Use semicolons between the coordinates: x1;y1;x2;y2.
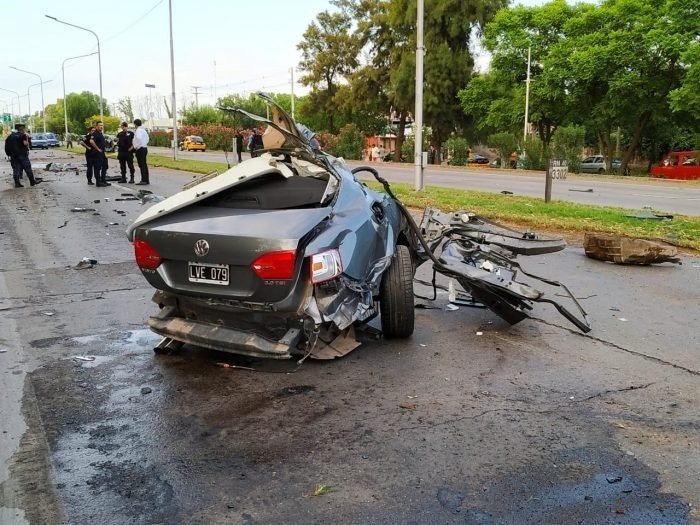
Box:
250;127;264;158
132;119;150;185
79;126;96;185
5;126;20;180
235;129;243;163
7;124;39;187
89;121;110;187
116;122;135;183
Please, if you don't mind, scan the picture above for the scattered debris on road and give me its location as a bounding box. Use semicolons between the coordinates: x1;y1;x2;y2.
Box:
70;207;96;213
583;233;681;265
569;188;594;193
74;258;97;270
501;190;514;195
140;387;153;395
72;356;96;362
57;220;68;229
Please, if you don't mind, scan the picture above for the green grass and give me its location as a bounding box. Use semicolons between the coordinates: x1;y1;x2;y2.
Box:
361;181;700;251
57;148;699;250
59;147;229;175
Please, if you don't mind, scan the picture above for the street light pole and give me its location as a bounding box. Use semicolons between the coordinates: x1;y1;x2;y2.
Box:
25;80;52;132
10;66;46;133
414;0;425;191
45;15;104;123
145;84;156;131
168;0;178;160
523;46;531;142
62;52;98;141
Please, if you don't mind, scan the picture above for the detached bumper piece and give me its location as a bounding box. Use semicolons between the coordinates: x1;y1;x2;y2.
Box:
148;306;302;359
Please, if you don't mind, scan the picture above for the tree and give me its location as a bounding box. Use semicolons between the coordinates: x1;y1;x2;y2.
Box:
389;0;507;155
182;104;221;125
64;91;109;134
117;97;134;123
84;115;120;133
297;7;362;132
44;99;66;134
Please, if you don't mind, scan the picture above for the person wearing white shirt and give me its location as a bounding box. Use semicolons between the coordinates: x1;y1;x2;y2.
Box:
132;118;150;185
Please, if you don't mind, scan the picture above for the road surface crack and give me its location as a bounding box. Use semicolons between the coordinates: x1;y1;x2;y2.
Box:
531;317;700;377
579;382;655;401
397;407;558;432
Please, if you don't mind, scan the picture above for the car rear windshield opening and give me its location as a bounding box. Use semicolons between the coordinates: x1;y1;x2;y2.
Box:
198;173;331;210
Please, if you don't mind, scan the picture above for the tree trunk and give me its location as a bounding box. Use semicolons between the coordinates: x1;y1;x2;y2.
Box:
599;128;612;171
621;111;651;175
394;110;407;163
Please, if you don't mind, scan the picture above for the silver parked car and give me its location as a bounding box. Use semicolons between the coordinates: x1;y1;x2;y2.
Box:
580;155;622;174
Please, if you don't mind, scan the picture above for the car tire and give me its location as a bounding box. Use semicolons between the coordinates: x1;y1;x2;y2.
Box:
379;244;414;338
598;168;605;174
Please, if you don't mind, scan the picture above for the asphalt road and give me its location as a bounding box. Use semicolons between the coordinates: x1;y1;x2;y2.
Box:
149;146;700;216
1;150;699;524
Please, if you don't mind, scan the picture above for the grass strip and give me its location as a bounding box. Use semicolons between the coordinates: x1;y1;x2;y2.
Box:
57;149;699;250
362;181;700;251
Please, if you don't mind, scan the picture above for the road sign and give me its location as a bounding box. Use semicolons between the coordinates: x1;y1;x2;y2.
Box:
2;113;11;124
545;159;568;202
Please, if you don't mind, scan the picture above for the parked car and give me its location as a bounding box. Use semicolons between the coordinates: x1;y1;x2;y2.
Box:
651;151;700;180
180;135;206;152
30;133;50;149
468;154;489;164
580;155;622;174
104;134;117;153
43;132;60;147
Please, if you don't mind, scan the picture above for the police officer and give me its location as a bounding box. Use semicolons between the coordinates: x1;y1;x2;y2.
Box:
89;121;110;187
79;126;96;185
116;122;135;183
7;124;39;187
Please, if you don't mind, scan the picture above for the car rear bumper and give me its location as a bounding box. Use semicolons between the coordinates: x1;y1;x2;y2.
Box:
148;305;302;359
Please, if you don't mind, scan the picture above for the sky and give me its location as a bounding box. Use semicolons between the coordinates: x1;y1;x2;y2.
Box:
0;0;331;120
0;0;545;121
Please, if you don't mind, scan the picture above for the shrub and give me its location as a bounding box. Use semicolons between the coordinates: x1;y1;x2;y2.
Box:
487;132;518;169
522;136;549;171
333;123;365;160
552;125;585;173
445;136;469;166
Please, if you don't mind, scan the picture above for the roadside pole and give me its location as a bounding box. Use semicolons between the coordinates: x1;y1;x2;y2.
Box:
545;159;568;203
413;0;425;191
169;0;178;161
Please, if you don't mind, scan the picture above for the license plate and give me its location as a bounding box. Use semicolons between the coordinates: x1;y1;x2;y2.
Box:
188;262;229;285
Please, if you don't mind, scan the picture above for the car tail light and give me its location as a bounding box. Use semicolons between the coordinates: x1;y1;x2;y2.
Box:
251;250;296;280
134;239;162;269
310;249;342;283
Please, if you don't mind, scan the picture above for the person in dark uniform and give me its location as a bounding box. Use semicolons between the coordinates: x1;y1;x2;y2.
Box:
116;122;135;183
235;129;243;163
250;127;264;158
79;126;96;184
89;121;110;187
7;124;39;187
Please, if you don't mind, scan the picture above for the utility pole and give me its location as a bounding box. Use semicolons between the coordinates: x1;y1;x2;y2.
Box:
169;0;178;160
63;52;97;141
523;46;531;142
11;67;47;133
413;0;425;191
191;86;202;108
290;67;295;120
213;60;217;103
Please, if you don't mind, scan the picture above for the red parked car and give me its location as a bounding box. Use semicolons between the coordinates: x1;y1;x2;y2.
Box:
651;151;700;180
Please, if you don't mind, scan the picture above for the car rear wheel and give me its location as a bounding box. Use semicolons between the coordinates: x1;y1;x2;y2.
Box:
598;168;605;174
379;244;414;338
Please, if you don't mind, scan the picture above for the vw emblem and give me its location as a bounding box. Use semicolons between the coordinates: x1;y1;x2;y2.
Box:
194;239;210;257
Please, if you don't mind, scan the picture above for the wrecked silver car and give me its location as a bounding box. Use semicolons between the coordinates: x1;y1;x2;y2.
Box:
127;94;589;361
127;95;415;360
